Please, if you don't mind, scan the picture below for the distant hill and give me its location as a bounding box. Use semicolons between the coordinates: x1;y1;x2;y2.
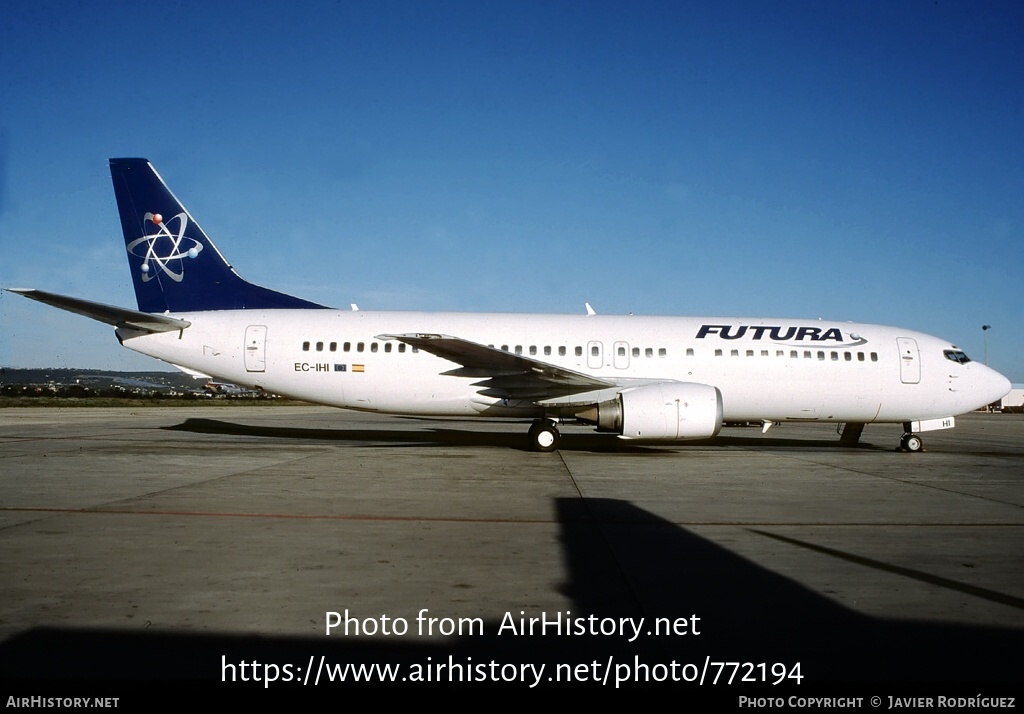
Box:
0;367;200;392
0;368;309;405
0;367;307;405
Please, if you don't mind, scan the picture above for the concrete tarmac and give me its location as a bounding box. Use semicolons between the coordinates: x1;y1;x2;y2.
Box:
1;406;1021;689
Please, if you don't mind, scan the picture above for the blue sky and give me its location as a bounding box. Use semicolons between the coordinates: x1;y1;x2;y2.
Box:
1;0;1021;381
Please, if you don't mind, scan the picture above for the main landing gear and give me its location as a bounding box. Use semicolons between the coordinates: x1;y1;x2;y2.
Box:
528;419;560;453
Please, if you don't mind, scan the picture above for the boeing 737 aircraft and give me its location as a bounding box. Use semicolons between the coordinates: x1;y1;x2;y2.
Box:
9;159;1011;452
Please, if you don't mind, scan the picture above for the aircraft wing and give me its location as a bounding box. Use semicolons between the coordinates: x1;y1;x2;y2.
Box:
377;332;616;400
7;288;191;334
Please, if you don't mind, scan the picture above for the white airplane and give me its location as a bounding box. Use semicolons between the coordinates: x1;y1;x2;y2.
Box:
9;159;1011;452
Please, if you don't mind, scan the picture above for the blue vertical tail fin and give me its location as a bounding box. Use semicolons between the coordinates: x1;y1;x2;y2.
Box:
109;158;327;313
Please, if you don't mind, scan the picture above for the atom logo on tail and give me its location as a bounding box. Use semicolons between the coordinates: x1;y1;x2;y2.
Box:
125;212;203;283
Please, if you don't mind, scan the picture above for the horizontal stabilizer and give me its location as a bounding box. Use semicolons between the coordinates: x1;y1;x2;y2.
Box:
171;363;212;379
7;288;191;333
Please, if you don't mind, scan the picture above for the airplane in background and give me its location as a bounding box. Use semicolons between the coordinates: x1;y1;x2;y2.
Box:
9;159;1011;452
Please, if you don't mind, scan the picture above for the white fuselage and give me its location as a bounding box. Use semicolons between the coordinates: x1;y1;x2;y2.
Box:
116;310;1010;425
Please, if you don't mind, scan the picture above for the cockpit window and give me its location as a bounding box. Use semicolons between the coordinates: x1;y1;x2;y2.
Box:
943;350;971;364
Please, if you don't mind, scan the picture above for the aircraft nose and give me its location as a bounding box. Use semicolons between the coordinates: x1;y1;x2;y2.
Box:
981;365;1012;405
991;369;1012;403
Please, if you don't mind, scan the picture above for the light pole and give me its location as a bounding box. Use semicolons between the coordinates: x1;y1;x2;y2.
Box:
982;324;991;366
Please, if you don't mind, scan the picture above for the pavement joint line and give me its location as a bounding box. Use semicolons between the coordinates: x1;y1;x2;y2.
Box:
0;506;558;524
556;448;584;500
2;505;1021;528
750;452;1024;511
749;527;1024;611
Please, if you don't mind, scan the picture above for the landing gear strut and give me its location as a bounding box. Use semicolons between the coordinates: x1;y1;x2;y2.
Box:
528;419;560;453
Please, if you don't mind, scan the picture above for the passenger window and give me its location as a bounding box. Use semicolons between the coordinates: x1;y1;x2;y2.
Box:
559;346;566;356
502;345;509;352
371;343;378;353
385;343;392;353
857;352;864;361
632;347;640;357
746;350;754;357
731;349;739;357
529;346;536;355
790;350;798;358
316;341;324;352
591;346;599;357
715;349;723;357
302;341;310;351
398;344;406;353
870;353;878;362
329;342;337;352
617;346;626;357
687;348;694;357
804;351;811;359
515;345;523;355
659;348;666;357
645;348;653;358
844;352;852;361
831;352;838;361
760;350;768;357
357;342;364;352
344;342;351;352
544;346;551;356
575;346;583;357
817;351;825;361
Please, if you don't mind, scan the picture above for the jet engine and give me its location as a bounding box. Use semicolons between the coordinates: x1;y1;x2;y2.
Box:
575;382;723;440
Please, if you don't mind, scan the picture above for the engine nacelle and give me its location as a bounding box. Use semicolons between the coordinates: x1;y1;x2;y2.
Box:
576;382;723;440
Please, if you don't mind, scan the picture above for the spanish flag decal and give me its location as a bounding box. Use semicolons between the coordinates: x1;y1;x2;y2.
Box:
352;364;365;373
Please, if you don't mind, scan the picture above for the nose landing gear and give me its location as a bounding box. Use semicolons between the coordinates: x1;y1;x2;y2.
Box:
899;432;924;452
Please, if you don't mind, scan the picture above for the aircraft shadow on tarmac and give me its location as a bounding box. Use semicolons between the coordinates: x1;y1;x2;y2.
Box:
163;417;893;452
1;499;1020;685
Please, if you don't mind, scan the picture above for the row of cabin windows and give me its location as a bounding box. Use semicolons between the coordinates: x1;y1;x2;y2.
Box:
301;341;877;363
488;344;668;358
301;341;670;358
627;346;669;358
301;341;418;354
713;348;879;362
